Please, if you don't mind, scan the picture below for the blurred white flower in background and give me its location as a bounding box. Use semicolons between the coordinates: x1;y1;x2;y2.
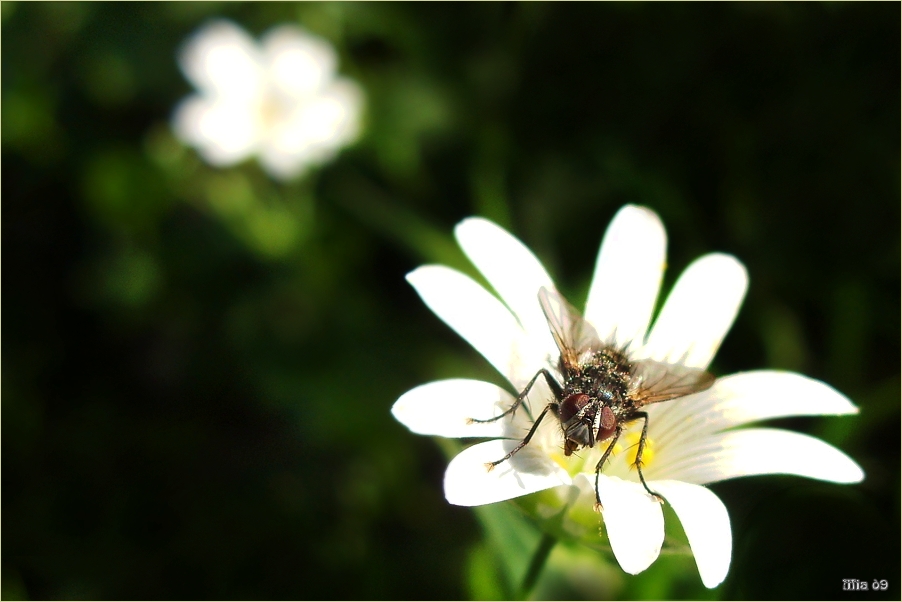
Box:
391;205;864;588
172;20;363;181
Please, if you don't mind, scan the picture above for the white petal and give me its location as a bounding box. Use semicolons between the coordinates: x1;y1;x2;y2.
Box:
644;253;748;369
584;205;667;350
575;474;664;575
259;79;362;180
171;95;260;165
444;440;571;506
392;379;530;438
454;218;558;357
711;371;859;421
257;142;314;181
262;25;337;98
649;371;859;454
178;20;264;99
406;266;541;389
281;78;363;153
659;428;865;485
650;480;731;588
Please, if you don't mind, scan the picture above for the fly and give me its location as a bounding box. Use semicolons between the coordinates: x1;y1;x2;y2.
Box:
471;286;715;509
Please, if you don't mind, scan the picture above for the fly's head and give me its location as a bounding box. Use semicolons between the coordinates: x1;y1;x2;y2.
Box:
559;393;617;456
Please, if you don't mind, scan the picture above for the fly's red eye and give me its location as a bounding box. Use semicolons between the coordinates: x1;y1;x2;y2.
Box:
560;393;589;423
596;405;617;442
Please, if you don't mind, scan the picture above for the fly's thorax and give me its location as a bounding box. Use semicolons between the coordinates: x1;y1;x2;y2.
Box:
557;347;634;454
563;349;633;407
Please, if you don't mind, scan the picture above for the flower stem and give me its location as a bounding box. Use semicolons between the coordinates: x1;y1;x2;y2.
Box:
517;531;557;600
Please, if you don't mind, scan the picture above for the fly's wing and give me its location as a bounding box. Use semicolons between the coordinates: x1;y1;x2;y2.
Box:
628;358;715;407
538;287;603;366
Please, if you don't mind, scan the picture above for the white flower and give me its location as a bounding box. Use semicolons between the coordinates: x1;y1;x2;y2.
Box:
391;205;864;588
172;19;362;180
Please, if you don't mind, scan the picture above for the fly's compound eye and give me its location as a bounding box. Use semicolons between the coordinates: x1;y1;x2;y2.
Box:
560;393;589;423
596;405;617;442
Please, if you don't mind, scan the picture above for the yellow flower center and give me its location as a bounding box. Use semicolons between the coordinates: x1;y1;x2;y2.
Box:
259;96;284;132
622;432;655;469
545;428;657;477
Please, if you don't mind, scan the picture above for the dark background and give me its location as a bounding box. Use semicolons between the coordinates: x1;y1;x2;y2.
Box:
3;2;899;600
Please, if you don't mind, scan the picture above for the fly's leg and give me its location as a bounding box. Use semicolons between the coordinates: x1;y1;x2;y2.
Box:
633;411;663;503
593;424;623;512
485;403;555;471
469;369;562;424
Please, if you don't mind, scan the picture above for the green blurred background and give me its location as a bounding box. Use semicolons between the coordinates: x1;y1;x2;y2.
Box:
3;2;899;600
